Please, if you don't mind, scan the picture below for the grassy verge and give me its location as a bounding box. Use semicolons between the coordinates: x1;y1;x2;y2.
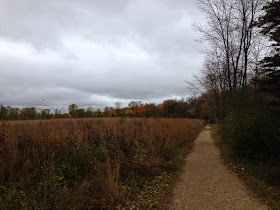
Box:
212;124;280;209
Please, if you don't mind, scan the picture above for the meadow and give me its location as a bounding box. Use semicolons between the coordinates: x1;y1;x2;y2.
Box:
0;118;204;209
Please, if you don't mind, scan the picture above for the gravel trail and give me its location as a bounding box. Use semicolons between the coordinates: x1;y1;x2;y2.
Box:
171;125;267;210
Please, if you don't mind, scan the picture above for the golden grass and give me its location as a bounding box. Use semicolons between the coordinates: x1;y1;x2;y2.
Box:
0;118;204;209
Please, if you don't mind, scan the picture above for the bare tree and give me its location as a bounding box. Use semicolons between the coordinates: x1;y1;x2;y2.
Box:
196;0;236;90
236;0;264;87
114;102;122;109
195;0;265;92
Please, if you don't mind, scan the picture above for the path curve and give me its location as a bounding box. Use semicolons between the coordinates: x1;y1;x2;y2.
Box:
171;125;267;210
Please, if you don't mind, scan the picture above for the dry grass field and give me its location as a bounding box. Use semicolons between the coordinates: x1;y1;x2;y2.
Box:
0;118;204;209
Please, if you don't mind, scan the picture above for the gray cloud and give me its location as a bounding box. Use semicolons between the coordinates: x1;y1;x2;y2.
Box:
0;0;206;109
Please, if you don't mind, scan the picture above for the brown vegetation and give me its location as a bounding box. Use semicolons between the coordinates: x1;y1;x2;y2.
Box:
0;118;204;209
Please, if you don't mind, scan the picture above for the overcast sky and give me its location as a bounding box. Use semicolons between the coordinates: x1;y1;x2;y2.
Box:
0;0;206;110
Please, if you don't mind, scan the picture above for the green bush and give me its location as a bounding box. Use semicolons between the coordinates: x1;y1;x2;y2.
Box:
57;142;105;181
220;89;280;161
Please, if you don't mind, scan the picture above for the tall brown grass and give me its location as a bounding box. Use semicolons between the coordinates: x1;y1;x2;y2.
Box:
0;118;204;209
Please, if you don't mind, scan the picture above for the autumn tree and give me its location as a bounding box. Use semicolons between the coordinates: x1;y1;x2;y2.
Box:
128;101;142;109
103;107;110;117
110;108;117;117
94;109;102;117
142;103;157;117
185;97;203;118
40;109;51;119
156;104;164;117
133;104;142;116
68;104;78;118
54;109;61;119
20;107;37;120
163;100;177;118
199;91;217;121
124;108;133;117
85;107;94;118
0;105;8;120
77;109;85;118
114;102;123;116
7;106;19;120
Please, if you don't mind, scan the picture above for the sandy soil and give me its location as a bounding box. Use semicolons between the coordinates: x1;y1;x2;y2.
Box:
170;125;267;210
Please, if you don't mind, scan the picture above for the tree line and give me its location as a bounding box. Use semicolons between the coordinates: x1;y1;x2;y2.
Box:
194;0;280;161
0;96;210;120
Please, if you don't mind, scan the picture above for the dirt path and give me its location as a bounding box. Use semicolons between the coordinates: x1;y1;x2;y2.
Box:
171;125;267;210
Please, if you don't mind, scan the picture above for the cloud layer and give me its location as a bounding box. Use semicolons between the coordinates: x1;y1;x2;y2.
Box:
0;0;205;109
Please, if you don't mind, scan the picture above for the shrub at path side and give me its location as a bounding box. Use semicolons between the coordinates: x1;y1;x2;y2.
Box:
220;90;280;161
